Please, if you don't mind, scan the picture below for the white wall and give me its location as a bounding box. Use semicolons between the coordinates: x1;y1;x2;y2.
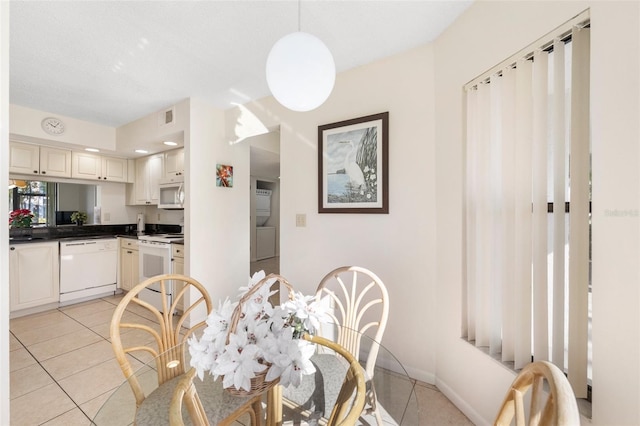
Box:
116;99;188;154
187;98;251;310
249;130;280;157
95;182;139;225
0;1;10;422
10;104;115;150
434;1;640;425
589;3;640;423
226;43;438;383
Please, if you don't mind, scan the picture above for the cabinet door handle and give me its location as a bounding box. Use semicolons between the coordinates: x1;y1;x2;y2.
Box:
10;247;15;250
41;171;46;174
33;170;38;173
127;250;133;254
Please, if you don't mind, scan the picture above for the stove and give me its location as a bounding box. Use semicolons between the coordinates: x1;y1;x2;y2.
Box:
138;233;184;244
137;233;184;313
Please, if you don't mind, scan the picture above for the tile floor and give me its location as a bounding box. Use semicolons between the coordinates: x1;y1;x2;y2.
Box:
9;257;472;425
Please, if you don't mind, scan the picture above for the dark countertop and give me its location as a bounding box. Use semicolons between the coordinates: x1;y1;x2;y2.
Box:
10;234;129;244
9;224;181;244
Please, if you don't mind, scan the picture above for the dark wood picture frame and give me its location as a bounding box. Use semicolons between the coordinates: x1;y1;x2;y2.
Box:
318;112;389;214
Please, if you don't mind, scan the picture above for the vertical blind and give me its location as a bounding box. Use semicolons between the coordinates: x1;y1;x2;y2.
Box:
463;12;590;398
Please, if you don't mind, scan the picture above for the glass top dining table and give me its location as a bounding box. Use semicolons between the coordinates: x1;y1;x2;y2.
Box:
93;331;418;425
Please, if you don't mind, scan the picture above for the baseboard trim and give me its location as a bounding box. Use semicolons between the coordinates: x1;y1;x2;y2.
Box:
435;377;490;426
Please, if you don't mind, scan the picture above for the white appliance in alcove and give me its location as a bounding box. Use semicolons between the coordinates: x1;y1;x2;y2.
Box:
255;189;272;226
255;189;276;260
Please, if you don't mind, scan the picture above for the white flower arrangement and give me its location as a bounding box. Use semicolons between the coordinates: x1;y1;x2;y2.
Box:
188;271;328;393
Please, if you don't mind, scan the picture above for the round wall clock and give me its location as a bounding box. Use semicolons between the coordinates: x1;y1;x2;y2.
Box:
41;117;65;135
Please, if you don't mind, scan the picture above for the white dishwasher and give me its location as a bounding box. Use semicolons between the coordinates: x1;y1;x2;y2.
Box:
59;238;118;304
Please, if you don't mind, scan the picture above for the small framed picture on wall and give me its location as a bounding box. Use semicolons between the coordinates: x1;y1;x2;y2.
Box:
216;164;233;187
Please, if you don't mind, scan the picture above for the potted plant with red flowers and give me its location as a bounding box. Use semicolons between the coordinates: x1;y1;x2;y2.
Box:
9;209;34;228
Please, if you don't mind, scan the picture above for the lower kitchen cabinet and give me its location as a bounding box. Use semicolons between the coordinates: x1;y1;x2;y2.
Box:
9;241;60;312
172;244;184;311
119;238;139;291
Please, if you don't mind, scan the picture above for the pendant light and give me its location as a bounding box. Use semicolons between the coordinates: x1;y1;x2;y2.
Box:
266;1;335;112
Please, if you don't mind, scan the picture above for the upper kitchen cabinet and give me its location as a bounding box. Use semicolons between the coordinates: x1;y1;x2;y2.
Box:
163;148;184;182
72;152;101;180
71;152;128;182
133;153;163;205
101;156;128;182
10;141;72;178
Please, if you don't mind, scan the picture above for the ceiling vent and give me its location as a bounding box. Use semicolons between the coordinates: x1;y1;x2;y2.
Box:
159;106;175;127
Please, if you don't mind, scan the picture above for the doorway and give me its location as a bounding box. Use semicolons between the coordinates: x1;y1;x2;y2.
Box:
248;131;280;276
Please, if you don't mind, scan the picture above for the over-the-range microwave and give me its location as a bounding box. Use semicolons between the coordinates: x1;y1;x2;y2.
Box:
158;177;185;209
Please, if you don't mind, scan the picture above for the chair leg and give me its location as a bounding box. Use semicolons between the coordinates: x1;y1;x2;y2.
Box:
252;395;263;426
373;407;384;425
367;383;384;425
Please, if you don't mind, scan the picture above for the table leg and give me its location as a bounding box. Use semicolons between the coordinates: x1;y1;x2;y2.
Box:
266;384;282;426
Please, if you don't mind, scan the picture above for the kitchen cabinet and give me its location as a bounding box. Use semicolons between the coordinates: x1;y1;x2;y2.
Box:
119;238;139;292
72;152;128;182
163;148;184;182
10;141;72;178
172;244;184;312
9;241;60;312
102;156;128;182
134;154;164;205
72;152;101;180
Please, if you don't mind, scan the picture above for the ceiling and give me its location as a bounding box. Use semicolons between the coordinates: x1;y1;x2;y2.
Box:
9;0;472;130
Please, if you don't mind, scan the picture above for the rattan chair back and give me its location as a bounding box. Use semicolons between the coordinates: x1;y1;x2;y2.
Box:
494;360;580;426
316;266;389;380
110;273;212;407
303;334;367;426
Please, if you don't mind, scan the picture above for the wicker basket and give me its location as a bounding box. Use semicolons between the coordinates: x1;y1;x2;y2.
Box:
224;273;294;397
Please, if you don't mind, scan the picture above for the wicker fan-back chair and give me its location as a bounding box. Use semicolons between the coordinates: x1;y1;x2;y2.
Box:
110;273;262;425
315;266;389;381
319;266;389;424
283;266;389;424
494;361;580;426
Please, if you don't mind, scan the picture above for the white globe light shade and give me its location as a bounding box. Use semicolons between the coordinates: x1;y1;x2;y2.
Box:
266;32;335;112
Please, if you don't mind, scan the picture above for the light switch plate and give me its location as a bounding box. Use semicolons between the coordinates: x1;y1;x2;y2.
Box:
296;214;306;227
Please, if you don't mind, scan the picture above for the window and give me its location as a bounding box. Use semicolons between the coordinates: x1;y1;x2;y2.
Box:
462;11;591;401
9;181;54;226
